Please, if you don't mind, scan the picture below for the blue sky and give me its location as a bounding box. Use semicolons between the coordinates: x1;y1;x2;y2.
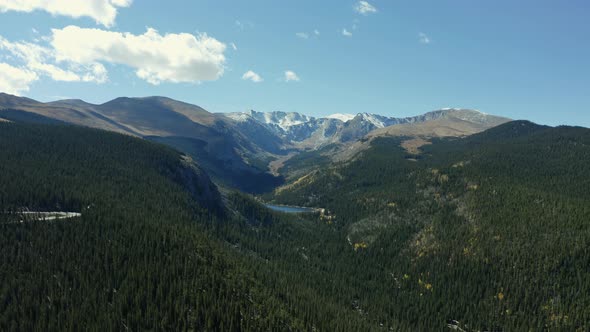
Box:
0;0;589;127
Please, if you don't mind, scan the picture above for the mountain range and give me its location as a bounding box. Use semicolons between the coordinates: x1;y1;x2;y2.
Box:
2;92;590;330
224;108;510;148
0;92;510;192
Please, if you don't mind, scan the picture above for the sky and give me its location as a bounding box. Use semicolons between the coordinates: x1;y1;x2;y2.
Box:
0;0;589;127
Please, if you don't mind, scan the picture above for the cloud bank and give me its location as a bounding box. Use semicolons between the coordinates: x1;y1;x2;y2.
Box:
0;36;107;83
0;62;38;95
0;26;227;93
51;26;227;85
0;0;132;27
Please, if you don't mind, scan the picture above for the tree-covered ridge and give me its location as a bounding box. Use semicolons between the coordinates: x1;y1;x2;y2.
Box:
0;122;217;213
2;120;590;330
270;121;590;330
0;123;223;330
0;123;355;331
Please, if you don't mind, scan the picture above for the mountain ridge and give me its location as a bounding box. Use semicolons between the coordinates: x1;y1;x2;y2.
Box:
0;93;283;192
224;107;511;147
2;95;590;330
1;92;511;192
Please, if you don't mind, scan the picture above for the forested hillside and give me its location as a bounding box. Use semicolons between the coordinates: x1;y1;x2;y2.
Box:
0;94;284;193
0;93;510;194
2;120;589;331
0;123;365;331
0;123;241;330
270;121;590;330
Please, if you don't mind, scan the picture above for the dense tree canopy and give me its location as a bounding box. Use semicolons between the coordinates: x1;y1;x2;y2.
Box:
271;121;590;330
1;120;589;331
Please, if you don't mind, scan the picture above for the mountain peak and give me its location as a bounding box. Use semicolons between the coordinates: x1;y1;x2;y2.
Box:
428;108;511;126
234;110;314;131
0;92;39;106
48;99;96;107
325;113;355;122
353;113;394;128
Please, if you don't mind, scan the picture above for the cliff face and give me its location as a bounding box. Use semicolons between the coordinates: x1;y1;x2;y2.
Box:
178;155;225;216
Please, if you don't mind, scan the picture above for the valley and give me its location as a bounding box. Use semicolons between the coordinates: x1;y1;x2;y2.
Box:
1;1;587;331
1;99;589;331
0;93;512;193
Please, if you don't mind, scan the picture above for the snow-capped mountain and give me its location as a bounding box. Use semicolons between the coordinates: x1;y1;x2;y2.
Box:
0;92;511;193
222;108;510;149
226;110;312;132
326;113;355;122
226;110;333;142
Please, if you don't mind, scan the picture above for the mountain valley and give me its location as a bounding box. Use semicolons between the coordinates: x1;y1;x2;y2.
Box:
1;1;588;331
0;93;510;192
1;94;589;331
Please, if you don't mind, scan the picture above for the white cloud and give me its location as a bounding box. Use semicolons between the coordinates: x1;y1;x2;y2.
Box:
0;0;132;27
354;1;377;15
50;25;226;85
295;32;309;40
0;36;105;83
342;29;353;37
0;25;225;86
0;62;38;95
314;29;320;36
242;70;263;83
82;63;108;83
284;70;300;82
419;32;431;44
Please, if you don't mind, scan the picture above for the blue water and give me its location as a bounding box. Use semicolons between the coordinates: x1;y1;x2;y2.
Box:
265;204;317;214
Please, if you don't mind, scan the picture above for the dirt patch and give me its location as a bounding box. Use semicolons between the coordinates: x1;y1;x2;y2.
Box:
401;138;432;154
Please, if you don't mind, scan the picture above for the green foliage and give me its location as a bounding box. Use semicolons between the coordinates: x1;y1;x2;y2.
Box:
271;121;590;330
0;109;67;125
0;123;328;331
278;144;337;177
3;120;590;331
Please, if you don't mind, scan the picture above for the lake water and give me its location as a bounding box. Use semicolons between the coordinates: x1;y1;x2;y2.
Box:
265;204;317;214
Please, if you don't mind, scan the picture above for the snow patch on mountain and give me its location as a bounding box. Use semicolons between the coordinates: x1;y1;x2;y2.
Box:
221;107;507;149
357;113;390;128
225;112;252;122
247;110;313;131
325;113;355;122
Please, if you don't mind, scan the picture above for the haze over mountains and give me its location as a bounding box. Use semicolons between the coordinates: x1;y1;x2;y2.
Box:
0;92;510;191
